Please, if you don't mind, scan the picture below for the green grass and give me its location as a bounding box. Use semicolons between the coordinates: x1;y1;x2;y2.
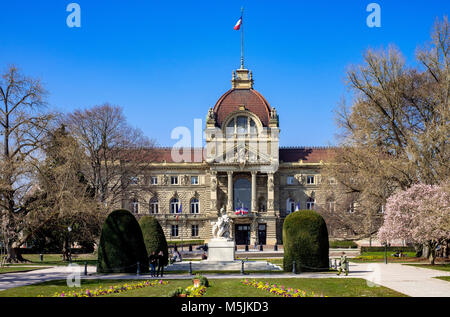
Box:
204;278;406;297
350;251;418;263
405;264;450;272
0;278;406;297
0;267;51;274
2;253;97;267
434;276;450;282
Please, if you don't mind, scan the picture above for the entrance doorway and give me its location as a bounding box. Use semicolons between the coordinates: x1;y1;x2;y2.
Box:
235;224;250;245
258;224;267;245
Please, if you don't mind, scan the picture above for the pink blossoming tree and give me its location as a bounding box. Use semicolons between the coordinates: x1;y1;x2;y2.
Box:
377;183;450;265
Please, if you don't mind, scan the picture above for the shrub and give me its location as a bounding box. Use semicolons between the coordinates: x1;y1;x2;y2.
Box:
194;274;209;287
97;209;149;273
139;216;169;266
329;240;358;249
283;210;329;272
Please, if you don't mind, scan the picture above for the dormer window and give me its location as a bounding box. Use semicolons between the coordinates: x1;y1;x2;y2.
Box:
225;115;258;136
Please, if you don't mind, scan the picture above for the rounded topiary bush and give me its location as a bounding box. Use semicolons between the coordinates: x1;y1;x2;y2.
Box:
139;216;168;266
283;210;329;272
97;209;149;273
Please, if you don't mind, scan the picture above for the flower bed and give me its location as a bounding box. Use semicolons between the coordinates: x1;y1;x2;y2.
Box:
50;280;168;297
185;285;207;297
241;279;324;297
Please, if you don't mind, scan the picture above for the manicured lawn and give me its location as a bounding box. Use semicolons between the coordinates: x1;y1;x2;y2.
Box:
405;264;450;272
350;252;419;263
0;279;190;297
0;267;51;274
0;277;406;297
434;276;450;282
202;278;406;297
2;253;97;267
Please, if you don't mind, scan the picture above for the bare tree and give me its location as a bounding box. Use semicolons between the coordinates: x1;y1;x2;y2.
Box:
31;126;105;261
64;104;158;211
0;65;53;262
321;17;449;241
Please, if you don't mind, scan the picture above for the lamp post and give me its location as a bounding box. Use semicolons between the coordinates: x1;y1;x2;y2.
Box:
67;226;72;263
384;242;388;264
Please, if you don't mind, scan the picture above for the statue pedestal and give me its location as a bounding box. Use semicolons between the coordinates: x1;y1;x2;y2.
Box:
207;238;235;262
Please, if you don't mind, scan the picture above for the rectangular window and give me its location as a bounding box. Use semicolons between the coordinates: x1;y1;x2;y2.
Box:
171;176;178;185
328;201;336;213
150;176;158;185
129;177;139;185
307;176;315;184
191;225;199;237
191;176;199;185
287;176;294;185
171;225;179;237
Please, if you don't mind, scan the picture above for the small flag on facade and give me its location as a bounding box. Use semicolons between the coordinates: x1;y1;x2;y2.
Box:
178;203;182;213
234;16;242;30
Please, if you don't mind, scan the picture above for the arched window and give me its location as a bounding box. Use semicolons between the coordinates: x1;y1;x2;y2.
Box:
170;198;180;214
130;198;138;214
306;197;315;210
225;115;258;136
149;198;158;214
286;198;295;215
190;198;199;214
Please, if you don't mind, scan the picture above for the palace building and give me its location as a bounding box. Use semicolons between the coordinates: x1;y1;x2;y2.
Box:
125;65;335;246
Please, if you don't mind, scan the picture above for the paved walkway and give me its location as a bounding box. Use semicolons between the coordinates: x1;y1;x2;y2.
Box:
1;262;449;296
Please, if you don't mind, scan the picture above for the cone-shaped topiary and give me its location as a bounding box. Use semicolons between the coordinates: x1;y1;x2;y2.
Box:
139;216;169;266
283;210;329;272
97;209;149;273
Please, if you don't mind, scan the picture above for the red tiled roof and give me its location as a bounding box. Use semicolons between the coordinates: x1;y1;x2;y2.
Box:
213;89;271;127
151;147;205;163
279;147;336;163
149;147;335;164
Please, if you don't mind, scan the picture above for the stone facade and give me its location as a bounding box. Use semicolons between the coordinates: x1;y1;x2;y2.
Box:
122;66;335;246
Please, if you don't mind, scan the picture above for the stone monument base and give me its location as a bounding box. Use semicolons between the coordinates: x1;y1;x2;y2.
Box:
206;238;235;262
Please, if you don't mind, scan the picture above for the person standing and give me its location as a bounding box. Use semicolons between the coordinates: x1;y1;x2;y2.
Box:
337;252;348;276
149;251;157;277
156;250;165;278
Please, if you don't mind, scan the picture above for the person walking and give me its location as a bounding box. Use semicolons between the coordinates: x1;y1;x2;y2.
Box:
337;252;348;276
149;251;157;277
156;250;165;278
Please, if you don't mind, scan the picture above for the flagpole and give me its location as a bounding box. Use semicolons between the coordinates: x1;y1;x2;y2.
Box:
241;6;244;69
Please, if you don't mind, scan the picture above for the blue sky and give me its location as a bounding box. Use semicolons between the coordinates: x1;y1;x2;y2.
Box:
0;1;448;147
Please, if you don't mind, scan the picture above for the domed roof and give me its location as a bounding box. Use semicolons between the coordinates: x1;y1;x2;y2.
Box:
213;88;272;127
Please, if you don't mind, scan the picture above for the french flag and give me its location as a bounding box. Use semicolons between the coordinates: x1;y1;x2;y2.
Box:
234;16;242;30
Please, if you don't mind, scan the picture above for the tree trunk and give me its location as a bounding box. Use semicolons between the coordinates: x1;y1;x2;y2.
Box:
427;241;437;265
5;242;27;263
62;238;72;262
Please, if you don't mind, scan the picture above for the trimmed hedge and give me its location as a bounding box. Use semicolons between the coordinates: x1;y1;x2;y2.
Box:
139;216;169;266
97;209;149;273
283;210;329;272
329;240;358;249
167;240;205;247
361;246;416;253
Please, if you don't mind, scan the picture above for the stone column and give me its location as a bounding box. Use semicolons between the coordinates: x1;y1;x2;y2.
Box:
267;173;275;215
251;171;257;212
227;171;233;212
210;171;218;212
